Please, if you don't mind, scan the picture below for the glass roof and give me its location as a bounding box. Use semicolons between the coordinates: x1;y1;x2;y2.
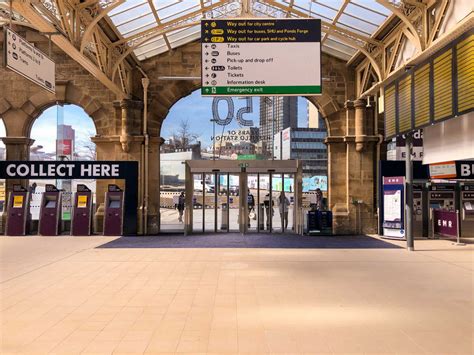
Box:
107;0;392;61
0;0;393;62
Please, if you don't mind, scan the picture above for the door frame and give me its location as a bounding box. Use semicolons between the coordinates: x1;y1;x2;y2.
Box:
184;160;302;235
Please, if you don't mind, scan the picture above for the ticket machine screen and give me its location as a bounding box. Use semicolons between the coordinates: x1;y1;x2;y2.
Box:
430;201;441;209
44;197;57;208
108;198;121;209
12;195;24;208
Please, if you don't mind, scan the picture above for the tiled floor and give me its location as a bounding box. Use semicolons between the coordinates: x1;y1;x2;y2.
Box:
0;235;473;354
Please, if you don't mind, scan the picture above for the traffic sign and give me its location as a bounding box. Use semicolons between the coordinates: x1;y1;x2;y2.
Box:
201;18;321;96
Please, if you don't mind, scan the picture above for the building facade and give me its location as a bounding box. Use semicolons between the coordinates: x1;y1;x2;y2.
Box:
274;127;328;176
259;97;297;157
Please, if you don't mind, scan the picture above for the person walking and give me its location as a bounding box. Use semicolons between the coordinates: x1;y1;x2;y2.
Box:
247;190;255;228
176;191;185;223
315;188;323;211
278;191;290;231
264;193;274;230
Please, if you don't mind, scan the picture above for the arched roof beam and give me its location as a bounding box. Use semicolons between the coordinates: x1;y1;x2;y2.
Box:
376;0;424;52
80;0;125;54
111;22;197;82
13;0;127;99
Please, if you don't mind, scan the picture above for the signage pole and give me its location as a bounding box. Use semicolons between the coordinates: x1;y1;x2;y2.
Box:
272;97;275;161
405;133;414;251
9;0;12;28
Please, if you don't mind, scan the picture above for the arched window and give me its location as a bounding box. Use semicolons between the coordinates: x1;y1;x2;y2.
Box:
29;104;97;224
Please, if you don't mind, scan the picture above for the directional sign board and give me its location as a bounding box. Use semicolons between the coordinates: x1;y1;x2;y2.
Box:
201;19;321;96
4;28;55;93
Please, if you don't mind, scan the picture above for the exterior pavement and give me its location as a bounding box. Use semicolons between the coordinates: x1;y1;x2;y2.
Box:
0;234;473;354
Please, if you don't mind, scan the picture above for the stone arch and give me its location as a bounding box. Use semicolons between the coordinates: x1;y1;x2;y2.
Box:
20;81;105;138
151;83;340;138
149;80;201;137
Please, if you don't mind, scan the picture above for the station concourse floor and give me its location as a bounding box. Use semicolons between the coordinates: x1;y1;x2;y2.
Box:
0;234;473;355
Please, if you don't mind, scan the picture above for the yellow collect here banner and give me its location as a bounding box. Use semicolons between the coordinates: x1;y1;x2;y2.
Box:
77;195;88;208
13;195;24;208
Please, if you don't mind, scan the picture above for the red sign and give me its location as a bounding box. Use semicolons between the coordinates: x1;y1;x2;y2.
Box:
429;161;456;179
433;209;458;238
56;139;72;156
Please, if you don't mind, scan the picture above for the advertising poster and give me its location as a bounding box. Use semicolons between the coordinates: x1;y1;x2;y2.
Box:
382;176;405;239
302;175;328;192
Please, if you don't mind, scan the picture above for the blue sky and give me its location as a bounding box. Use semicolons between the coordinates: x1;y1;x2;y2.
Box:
30;105;96;153
162;89;310;147
0;92;313;153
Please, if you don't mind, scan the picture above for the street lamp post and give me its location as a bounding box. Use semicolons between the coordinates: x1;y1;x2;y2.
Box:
210;118;216;160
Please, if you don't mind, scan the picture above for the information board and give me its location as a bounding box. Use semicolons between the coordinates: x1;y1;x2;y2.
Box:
201;19;321;96
382;176;405;239
4;28;55;93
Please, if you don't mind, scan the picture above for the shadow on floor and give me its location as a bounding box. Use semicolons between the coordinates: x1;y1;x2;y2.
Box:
97;233;402;249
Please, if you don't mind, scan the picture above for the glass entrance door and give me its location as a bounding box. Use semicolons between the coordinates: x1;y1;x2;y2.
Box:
186;167;299;235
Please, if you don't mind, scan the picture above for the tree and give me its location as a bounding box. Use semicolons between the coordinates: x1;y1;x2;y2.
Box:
74;130;96;160
172;118;199;149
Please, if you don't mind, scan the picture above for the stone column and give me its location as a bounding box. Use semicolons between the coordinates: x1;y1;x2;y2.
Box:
92;135;143;234
346;99;378;235
354;99;367;152
325;100;379;235
145;137;163;234
1;137;35;190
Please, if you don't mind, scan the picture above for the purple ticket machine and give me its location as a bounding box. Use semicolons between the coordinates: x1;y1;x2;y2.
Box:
38;184;62;236
71;184;93;236
5;185;30;236
103;184;124;236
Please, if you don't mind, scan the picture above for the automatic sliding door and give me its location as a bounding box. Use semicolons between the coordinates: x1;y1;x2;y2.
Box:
216;173;230;232
247;174;258;232
228;174;240;232
192;174;204;232
204;173;215;232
